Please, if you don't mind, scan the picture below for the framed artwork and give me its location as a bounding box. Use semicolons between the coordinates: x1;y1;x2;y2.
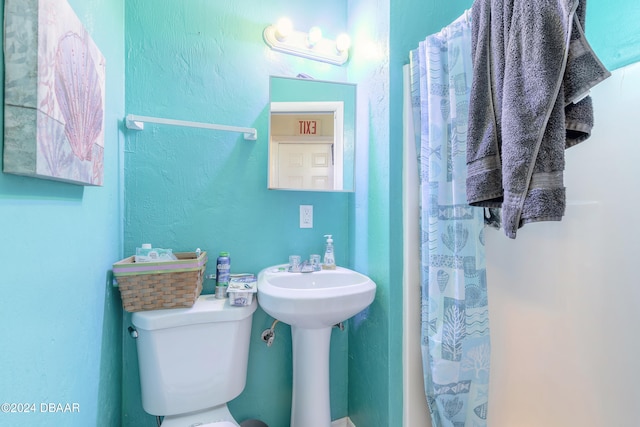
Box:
3;0;106;186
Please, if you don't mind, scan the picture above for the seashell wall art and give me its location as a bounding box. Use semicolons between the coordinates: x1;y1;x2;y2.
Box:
3;0;106;186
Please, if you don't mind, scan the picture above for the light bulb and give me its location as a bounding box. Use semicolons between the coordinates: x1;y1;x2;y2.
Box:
335;33;351;53
307;26;322;47
275;17;293;40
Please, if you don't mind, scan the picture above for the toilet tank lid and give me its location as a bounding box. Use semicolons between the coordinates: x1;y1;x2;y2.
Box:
131;295;257;330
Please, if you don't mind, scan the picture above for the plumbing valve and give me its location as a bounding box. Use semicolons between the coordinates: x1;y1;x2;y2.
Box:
261;329;275;347
261;319;280;347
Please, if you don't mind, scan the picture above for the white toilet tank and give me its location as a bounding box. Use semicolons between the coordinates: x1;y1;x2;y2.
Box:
131;295;258;417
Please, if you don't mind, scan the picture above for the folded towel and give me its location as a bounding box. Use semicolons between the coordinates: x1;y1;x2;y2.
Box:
466;0;610;238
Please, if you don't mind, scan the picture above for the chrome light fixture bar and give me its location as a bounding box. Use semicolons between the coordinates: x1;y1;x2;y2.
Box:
263;18;350;66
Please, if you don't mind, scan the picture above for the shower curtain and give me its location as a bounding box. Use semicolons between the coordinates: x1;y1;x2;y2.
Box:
410;13;491;427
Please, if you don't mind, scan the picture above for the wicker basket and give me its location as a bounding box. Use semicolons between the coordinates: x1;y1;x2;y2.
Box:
113;251;207;312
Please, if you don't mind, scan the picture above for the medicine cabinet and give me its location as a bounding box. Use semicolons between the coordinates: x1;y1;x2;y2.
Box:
268;76;356;192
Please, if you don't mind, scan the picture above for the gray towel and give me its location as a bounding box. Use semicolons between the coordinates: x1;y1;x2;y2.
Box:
466;0;610;238
565;0;608;147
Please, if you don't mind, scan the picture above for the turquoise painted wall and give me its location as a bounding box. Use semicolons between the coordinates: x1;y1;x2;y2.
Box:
0;1;635;427
122;1;354;426
122;0;639;426
588;0;640;70
344;0;393;426
0;0;124;426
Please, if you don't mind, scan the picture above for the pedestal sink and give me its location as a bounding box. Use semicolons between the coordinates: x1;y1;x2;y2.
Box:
257;265;376;427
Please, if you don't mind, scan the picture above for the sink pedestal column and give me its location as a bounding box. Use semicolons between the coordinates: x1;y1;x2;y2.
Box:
290;326;332;427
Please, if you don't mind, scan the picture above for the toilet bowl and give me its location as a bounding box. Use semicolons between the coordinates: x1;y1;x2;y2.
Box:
131;295;258;427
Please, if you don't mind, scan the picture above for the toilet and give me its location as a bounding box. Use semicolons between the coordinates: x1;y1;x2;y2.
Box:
131;294;258;427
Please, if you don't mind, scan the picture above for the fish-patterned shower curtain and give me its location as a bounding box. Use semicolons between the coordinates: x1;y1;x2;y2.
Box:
410;14;491;427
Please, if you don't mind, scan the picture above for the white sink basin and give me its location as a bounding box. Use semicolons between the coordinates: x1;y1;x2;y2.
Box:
257;264;376;329
257;264;376;427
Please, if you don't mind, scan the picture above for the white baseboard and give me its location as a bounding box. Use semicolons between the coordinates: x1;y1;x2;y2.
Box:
331;417;355;427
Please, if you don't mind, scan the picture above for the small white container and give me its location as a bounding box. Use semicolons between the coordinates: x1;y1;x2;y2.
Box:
228;290;255;307
228;275;257;307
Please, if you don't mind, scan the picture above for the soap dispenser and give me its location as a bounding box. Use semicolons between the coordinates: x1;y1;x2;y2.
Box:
322;234;336;270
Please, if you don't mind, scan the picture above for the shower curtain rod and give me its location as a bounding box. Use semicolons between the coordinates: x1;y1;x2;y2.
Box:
453;8;472;25
434;8;472;38
125;114;258;141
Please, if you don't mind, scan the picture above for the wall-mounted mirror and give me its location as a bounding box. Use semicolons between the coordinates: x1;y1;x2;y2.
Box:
269;76;356;192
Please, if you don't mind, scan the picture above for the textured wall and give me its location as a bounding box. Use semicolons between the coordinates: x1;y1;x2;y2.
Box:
123;1;353;426
0;0;635;426
345;0;393;425
0;0;124;426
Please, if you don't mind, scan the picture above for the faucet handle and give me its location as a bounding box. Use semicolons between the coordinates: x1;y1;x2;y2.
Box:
288;255;301;272
310;254;321;271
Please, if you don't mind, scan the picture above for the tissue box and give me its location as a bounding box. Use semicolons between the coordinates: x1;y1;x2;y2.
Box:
228;275;257;307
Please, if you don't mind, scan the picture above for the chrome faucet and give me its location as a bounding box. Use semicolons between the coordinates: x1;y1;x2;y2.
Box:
300;260;315;273
288;255;322;273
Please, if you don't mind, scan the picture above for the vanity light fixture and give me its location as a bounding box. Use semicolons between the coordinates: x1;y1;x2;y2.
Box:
307;26;322;48
263;18;351;65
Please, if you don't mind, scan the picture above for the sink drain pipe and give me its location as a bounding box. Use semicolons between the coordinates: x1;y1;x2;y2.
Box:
261;320;345;347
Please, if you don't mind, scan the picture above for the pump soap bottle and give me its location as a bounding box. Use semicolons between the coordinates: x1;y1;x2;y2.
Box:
322;235;336;270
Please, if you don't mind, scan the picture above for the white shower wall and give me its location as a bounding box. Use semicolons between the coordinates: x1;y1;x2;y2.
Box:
403;62;640;427
485;62;640;427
